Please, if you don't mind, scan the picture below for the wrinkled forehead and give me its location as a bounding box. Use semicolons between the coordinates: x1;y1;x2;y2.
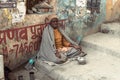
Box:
50;18;59;22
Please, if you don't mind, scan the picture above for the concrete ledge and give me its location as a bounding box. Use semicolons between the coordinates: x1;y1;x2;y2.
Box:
81;32;120;58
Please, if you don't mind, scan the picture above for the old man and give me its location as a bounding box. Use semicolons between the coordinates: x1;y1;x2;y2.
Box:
37;14;86;63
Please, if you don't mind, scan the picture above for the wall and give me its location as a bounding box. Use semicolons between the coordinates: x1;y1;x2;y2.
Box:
0;0;56;70
111;0;120;21
1;0;119;70
106;0;113;21
57;0;106;43
106;0;120;21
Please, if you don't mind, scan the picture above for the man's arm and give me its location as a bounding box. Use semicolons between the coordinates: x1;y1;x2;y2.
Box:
63;37;71;47
69;44;82;51
62;36;82;51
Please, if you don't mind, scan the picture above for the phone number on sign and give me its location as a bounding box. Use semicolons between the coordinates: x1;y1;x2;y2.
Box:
2;40;40;58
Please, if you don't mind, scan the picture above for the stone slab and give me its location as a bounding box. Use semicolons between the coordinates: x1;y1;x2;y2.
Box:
81;32;120;58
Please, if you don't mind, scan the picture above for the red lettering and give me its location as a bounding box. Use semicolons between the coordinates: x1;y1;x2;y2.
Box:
19;28;28;41
9;49;14;54
6;29;14;40
41;24;46;33
2;46;8;58
36;26;42;41
13;44;19;57
30;24;46;39
24;42;29;53
0;23;56;58
19;43;24;55
14;30;19;41
14;28;28;41
31;26;37;39
37;27;41;35
29;42;33;52
0;31;6;44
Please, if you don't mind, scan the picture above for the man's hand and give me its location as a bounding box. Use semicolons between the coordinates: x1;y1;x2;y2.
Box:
55;50;61;58
74;45;82;51
69;44;82;51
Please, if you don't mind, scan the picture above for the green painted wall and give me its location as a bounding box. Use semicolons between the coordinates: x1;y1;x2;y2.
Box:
57;0;106;44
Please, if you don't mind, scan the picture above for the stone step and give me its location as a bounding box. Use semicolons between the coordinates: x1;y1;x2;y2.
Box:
81;32;120;58
100;23;120;36
34;47;120;80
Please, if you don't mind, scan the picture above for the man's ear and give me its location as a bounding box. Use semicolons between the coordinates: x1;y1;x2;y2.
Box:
45;17;49;24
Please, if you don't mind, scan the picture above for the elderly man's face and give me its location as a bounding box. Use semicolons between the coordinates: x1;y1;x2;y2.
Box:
50;18;59;29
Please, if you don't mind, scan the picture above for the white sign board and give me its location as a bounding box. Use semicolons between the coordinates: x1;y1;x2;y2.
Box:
76;0;86;7
12;2;26;23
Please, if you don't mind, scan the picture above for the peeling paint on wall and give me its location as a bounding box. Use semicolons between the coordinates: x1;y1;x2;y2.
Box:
11;2;26;23
0;1;26;28
0;0;57;69
57;0;106;44
0;23;45;69
93;0;106;27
